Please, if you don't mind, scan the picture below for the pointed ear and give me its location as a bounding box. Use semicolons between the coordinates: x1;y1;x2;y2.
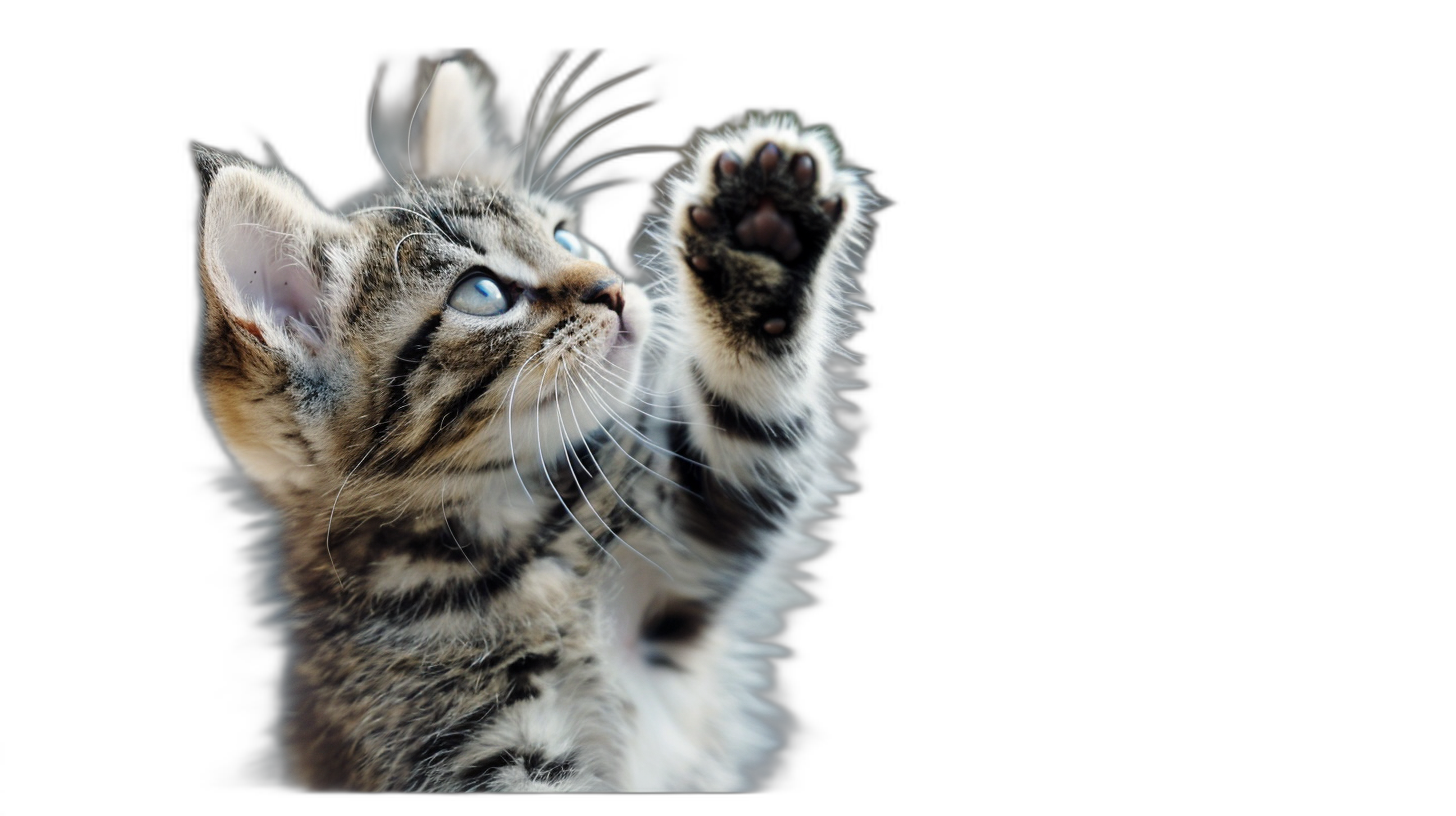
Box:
194;141;248;198
193;144;350;351
401;52;515;183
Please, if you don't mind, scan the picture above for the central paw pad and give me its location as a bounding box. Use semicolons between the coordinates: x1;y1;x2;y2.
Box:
735;198;801;262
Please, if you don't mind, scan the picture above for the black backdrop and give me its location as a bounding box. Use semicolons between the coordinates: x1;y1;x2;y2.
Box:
159;44;966;792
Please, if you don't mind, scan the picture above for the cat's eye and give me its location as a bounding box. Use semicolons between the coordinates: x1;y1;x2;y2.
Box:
550;225;585;257
448;272;512;317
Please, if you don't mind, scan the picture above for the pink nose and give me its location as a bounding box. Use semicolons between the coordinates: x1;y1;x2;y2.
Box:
582;280;624;315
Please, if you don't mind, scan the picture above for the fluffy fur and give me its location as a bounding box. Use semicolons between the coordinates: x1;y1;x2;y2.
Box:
193;50;878;791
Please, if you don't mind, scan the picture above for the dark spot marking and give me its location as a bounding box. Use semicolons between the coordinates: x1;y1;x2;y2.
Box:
642;599;712;644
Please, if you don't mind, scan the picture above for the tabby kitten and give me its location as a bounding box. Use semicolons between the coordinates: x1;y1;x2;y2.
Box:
194;51;876;791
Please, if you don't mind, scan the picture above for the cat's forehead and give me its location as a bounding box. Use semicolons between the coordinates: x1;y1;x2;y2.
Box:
356;182;576;288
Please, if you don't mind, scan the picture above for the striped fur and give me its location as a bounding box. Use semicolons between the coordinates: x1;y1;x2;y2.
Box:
193;51;877;791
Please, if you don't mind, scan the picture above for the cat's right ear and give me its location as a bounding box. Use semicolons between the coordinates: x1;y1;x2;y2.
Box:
193;142;235;196
371;51;510;185
193;143;351;356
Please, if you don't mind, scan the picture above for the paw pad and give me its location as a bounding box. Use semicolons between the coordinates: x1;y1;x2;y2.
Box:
792;154;815;187
716;151;743;179
756;143;781;173
734;199;802;262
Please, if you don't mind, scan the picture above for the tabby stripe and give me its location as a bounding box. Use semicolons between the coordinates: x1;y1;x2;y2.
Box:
665;421;796;557
366;541;550;624
429;352;517;440
435;202;518;225
530;496;580;547
376;349;516;475
458;748;578;791
703;392;807;447
404;652;562;790
406;703;499;788
376;310;443;443
425;205;490;256
688;363;808;446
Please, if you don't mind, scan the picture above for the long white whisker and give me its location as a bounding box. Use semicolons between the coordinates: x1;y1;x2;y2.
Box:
367;64;409;195
392;232;431;287
440;479;482;576
506;347;554;501
563;366;695;560
553;370;654;570
406;62;445;187
547;145;679;199
638;277;677;295
577;363;706;425
324;441;381;589
536;65;650;186
535;366;618;566
539;101;654;192
452;141;490;187
560;178;632;204
520;52;571;189
570;371;707;486
578;357;697;408
526;50;601;187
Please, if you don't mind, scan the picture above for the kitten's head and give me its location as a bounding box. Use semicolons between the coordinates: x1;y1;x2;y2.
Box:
194;54;654;507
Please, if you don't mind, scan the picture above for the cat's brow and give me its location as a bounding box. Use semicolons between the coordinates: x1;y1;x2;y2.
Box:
436;212;556;287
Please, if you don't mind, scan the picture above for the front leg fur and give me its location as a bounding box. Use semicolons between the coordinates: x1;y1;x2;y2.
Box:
658;114;875;548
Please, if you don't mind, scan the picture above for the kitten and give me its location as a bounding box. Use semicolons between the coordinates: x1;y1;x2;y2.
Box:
193;50;877;791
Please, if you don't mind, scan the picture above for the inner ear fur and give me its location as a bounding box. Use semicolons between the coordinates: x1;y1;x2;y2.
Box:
372;51;511;184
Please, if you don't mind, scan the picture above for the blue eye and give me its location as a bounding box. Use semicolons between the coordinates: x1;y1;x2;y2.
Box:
554;228;584;257
448;273;510;316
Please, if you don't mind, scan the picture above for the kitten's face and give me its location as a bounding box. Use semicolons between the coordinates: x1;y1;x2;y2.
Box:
195;159;652;500
337;181;652;479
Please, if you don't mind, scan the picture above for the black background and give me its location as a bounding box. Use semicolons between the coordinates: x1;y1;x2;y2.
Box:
153;44;984;792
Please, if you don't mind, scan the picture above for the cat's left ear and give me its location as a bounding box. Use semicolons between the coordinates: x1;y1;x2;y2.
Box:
193;144;352;353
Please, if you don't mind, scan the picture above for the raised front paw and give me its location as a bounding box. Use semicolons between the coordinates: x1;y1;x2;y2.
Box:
676;119;858;343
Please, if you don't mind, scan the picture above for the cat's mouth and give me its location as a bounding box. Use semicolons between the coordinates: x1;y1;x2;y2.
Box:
613;311;634;347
